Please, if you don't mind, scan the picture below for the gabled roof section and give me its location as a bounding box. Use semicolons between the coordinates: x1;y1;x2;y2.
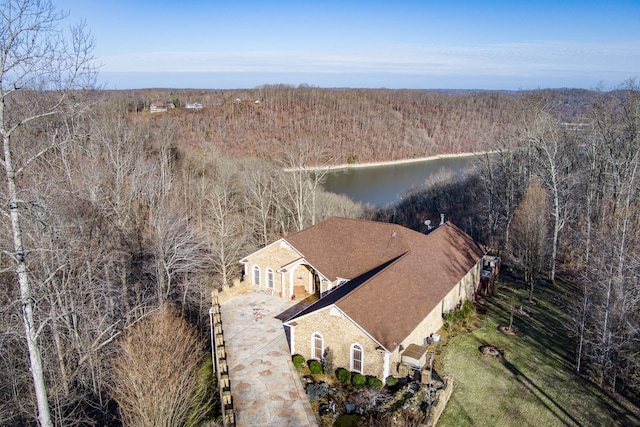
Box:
336;221;486;350
239;238;301;264
284;217;411;282
285;218;487;351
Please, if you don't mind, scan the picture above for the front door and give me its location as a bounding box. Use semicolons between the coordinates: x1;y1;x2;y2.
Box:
294;285;306;300
293;264;307;299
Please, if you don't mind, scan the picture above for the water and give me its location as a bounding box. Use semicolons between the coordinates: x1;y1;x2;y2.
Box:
322;155;474;206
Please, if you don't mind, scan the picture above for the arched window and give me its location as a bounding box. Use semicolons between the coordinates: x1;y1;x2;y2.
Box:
252;265;260;285
267;268;274;289
351;344;363;373
312;333;323;360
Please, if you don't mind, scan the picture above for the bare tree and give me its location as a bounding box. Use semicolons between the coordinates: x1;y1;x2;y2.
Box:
578;82;640;391
277;139;333;231
0;1;95;425
507;179;550;302
240;158;279;246
147;199;211;304
204;159;247;288
524;105;577;282
474;134;529;248
110;307;212;427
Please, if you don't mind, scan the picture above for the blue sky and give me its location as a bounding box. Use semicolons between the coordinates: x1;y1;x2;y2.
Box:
58;1;640;90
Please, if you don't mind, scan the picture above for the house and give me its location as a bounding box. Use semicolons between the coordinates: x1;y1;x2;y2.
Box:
239;217;495;380
149;102;175;113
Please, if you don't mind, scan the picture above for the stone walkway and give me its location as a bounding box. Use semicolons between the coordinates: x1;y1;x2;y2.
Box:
221;292;318;427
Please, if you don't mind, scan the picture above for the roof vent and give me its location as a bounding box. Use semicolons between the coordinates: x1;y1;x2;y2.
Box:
391;231;397;238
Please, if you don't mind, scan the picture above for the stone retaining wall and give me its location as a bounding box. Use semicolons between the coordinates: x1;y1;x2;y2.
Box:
211;289;236;426
424;376;455;426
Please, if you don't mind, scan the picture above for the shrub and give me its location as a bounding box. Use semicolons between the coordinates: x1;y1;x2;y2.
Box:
347;154;357;164
385;376;398;387
444;299;476;331
292;355;305;369
352;373;366;389
309;360;323;375
367;377;383;389
337;368;351;384
322;348;334;374
306;382;330;402
186;356;218;427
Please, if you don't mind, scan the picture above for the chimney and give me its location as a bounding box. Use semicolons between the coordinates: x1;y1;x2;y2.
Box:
440;213;445;226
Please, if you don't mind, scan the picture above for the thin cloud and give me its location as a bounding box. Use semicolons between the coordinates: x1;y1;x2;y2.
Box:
99;40;640;80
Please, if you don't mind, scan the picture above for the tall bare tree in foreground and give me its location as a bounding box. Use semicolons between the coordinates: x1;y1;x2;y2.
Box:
0;1;95;425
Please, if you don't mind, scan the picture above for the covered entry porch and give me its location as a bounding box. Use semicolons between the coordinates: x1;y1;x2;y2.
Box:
278;259;327;300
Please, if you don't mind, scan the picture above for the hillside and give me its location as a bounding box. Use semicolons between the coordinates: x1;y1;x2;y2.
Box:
120;87;595;165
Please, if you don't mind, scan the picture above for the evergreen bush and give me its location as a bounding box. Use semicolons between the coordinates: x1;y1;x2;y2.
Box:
337;368;351;384
352;373;366;389
309;360;323;374
367;377;383;389
386;375;398;387
292;354;305;369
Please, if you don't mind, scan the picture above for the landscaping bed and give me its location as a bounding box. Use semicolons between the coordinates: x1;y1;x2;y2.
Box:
293;358;451;426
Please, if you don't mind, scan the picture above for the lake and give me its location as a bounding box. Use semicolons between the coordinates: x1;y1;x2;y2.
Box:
322;155;475;206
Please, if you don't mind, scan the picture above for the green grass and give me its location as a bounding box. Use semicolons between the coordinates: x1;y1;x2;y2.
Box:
439;277;640;427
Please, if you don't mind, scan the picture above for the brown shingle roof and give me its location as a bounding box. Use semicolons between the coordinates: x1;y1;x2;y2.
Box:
287;218;486;351
284;217;410;281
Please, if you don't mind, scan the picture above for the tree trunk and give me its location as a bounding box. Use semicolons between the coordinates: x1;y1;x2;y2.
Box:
3;134;53;427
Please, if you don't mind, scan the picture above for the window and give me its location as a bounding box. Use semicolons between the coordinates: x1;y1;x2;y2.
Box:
351;344;363;373
312;333;323;360
252;265;260;285
267;268;274;289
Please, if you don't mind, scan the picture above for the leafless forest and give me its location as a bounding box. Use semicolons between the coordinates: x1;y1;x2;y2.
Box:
377;83;640;402
1;2;638;425
128;85;588;164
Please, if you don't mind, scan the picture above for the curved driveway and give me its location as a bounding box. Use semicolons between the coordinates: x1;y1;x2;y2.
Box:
221;292;318;426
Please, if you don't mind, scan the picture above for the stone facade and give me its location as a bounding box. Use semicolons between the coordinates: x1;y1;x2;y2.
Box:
241;239;340;300
288;259;484;379
288;306;386;379
241;239;311;299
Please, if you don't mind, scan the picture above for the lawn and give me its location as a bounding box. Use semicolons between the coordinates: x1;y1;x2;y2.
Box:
438;274;640;427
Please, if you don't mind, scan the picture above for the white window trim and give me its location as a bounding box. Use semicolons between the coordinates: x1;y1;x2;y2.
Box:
311;332;324;360
350;343;364;373
383;350;390;381
252;265;261;286
266;268;274;289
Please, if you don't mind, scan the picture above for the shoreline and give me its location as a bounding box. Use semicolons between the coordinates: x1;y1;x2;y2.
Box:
293;151;492;172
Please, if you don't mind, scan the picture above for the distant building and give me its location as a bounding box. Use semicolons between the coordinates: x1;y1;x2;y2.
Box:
149;102;175;113
185;103;203;110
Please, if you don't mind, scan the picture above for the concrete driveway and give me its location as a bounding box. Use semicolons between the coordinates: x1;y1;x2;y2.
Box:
221;292;318;426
